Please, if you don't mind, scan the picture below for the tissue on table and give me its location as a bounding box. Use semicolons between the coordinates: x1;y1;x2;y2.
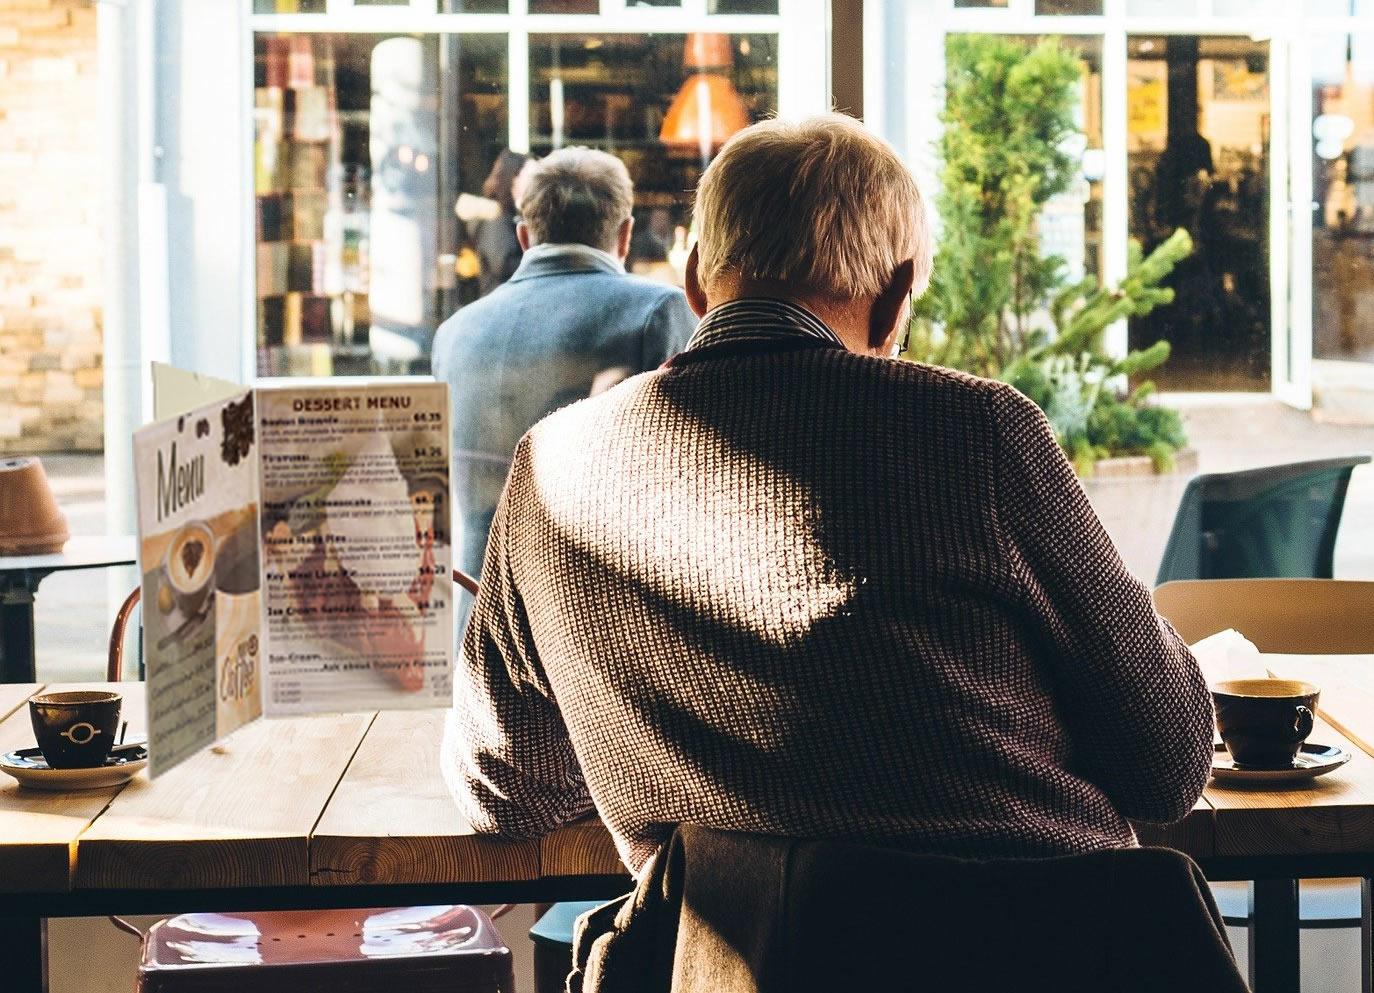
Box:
1189;628;1268;686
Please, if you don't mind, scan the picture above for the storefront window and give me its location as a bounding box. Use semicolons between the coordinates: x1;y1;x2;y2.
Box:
528;33;778;279
252;25;778;379
253;33;508;378
1126;35;1270;390
1311;33;1374;365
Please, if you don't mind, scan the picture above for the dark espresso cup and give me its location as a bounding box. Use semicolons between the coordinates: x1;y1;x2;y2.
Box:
29;690;122;769
1212;679;1319;769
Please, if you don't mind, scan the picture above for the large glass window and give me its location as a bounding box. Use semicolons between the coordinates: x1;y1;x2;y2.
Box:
252;19;782;379
254;33;509;378
528;33;778;279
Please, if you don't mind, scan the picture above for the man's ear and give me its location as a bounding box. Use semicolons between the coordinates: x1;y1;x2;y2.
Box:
615;217;634;261
684;244;709;318
516;221;532;252
869;258;916;351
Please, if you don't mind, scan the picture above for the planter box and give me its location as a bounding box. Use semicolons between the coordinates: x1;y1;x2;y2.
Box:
1079;448;1199;585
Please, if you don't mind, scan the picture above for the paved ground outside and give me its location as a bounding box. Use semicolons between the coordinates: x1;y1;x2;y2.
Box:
27;394;1374;684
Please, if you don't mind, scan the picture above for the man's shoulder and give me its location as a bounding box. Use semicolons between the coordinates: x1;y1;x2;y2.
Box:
587;271;688;306
790;348;1013;403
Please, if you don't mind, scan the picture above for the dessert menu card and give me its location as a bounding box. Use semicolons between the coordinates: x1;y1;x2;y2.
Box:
134;366;453;776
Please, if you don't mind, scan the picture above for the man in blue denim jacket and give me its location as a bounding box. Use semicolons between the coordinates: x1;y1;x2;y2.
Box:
432;147;696;622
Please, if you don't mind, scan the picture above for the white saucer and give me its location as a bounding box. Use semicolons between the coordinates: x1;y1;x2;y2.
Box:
1210;742;1351;785
0;740;147;791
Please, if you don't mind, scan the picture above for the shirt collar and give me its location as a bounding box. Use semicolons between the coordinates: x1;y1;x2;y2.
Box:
512;242;625;280
684;297;847;353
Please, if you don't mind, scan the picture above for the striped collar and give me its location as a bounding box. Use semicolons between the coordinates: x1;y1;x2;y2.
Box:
684;298;847;353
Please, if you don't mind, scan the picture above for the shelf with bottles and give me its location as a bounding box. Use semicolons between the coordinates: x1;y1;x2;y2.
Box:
257;292;373;353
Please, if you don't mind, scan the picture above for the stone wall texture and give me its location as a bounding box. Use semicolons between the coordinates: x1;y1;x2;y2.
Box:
0;0;102;453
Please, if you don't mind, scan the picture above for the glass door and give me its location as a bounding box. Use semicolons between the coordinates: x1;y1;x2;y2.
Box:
1125;34;1273;392
1305;31;1374;381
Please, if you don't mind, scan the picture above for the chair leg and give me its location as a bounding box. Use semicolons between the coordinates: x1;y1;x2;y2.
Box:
0;916;47;993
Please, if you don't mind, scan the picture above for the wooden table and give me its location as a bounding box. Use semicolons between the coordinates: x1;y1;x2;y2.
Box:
4;663;1374;993
0;682;631;993
0;536;137;684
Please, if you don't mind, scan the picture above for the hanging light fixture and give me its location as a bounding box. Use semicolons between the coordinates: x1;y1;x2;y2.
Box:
660;33;751;164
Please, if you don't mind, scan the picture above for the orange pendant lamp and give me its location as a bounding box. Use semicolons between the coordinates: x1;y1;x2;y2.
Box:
660;33;751;159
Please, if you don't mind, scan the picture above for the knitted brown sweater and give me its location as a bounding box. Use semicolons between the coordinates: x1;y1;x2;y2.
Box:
442;336;1214;874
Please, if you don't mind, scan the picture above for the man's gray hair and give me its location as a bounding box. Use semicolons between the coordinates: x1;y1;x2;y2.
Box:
516;147;634;253
694;115;932;300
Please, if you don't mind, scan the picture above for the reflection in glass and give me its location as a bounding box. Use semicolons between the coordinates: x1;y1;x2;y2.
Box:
252;33;508;378
709;0;779;12
953;0;1008;6
529;0;599;14
1034;0;1102;13
1311;34;1374;364
441;0;510;11
254;0;326;11
1126;36;1271;390
528;33;778;279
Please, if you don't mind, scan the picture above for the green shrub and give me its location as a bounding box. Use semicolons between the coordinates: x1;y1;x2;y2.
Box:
904;34;1191;475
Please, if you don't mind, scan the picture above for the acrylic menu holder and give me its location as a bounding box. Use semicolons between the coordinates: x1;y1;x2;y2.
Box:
135;365;453;776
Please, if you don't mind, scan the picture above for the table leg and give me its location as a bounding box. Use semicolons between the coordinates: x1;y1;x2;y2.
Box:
0;577;38;684
1250;878;1300;993
1362;877;1372;993
0;916;47;993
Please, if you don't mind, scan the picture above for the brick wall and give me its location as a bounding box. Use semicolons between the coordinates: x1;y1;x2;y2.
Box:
0;0;101;453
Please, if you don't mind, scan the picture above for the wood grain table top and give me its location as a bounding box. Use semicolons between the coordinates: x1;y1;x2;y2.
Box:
5;659;1374;898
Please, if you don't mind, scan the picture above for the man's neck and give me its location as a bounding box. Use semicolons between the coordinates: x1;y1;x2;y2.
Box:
709;277;876;355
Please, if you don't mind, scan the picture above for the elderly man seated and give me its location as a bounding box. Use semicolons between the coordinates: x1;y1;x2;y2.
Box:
442;115;1212;878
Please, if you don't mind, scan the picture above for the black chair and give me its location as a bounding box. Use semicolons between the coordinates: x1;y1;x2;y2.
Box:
1155;453;1371;585
569;825;1248;993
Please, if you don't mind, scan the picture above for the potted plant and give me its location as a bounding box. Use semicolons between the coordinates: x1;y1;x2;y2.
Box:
903;34;1197;579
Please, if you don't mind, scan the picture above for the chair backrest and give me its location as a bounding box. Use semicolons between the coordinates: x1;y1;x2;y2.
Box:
107;586;142;681
1154;453;1371;585
572;824;1249;993
1153;579;1374;653
453;568;480;597
108;570;483;681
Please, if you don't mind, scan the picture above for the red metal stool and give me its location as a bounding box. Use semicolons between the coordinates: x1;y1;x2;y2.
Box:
136;905;514;993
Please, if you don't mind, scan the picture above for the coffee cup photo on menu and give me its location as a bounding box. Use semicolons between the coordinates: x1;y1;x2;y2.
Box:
135;392;265;774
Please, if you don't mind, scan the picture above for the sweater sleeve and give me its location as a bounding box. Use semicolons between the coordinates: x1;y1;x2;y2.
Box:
988;383;1213;825
442;434;595;836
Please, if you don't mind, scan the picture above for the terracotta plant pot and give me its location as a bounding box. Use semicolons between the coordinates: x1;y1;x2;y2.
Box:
0;456;70;555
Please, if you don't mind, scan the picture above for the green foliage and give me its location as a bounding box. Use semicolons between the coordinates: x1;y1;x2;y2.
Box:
905;34;1191;475
911;34;1082;376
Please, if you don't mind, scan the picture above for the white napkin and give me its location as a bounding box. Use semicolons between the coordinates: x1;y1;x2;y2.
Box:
1189;628;1267;686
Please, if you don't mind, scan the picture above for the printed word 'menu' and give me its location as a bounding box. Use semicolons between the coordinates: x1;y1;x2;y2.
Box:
157;442;205;522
